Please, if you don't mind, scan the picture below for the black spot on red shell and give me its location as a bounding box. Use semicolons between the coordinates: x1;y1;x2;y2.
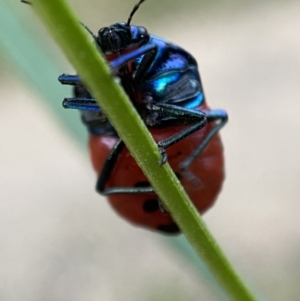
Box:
134;181;150;187
175;172;182;180
157;223;180;234
143;199;159;213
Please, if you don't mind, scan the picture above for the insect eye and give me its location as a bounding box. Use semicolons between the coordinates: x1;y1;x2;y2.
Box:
138;26;148;38
97;27;108;46
98;27;108;36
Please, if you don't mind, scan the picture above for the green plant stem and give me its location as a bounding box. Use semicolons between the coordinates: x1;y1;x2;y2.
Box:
28;0;257;300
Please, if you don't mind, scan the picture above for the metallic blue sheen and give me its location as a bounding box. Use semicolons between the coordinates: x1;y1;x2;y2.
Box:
185;92;204;109
129;34;204;110
63;103;100;111
152;73;180;97
60;24;207;135
58;74;81;85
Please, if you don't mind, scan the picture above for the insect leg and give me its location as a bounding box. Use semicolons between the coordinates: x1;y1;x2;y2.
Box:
58;74;81;85
96;139;155;195
109;43;158;73
95;101;206;194
146;103;207;164
62;98;100;111
58;43;158;109
58;74;102;111
179;109;228;169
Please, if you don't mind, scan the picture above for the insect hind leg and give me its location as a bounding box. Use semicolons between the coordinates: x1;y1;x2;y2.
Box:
179;109;228;170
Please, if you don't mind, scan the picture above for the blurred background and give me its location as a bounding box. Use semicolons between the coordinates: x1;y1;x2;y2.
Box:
1;0;300;300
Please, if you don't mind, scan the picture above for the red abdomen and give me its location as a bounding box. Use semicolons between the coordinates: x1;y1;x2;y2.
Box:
89;102;225;234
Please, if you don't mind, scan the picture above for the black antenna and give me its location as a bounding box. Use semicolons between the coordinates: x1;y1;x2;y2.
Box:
21;0;31;4
126;0;146;27
81;23;98;42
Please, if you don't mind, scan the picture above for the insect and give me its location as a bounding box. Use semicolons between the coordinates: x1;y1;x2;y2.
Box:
58;0;228;234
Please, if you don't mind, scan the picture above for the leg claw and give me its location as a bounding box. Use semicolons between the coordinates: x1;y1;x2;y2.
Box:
158;147;167;165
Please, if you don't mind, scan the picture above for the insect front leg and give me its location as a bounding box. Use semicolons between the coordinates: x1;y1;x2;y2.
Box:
58;41;158;110
58;74;100;111
109;43;158;74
